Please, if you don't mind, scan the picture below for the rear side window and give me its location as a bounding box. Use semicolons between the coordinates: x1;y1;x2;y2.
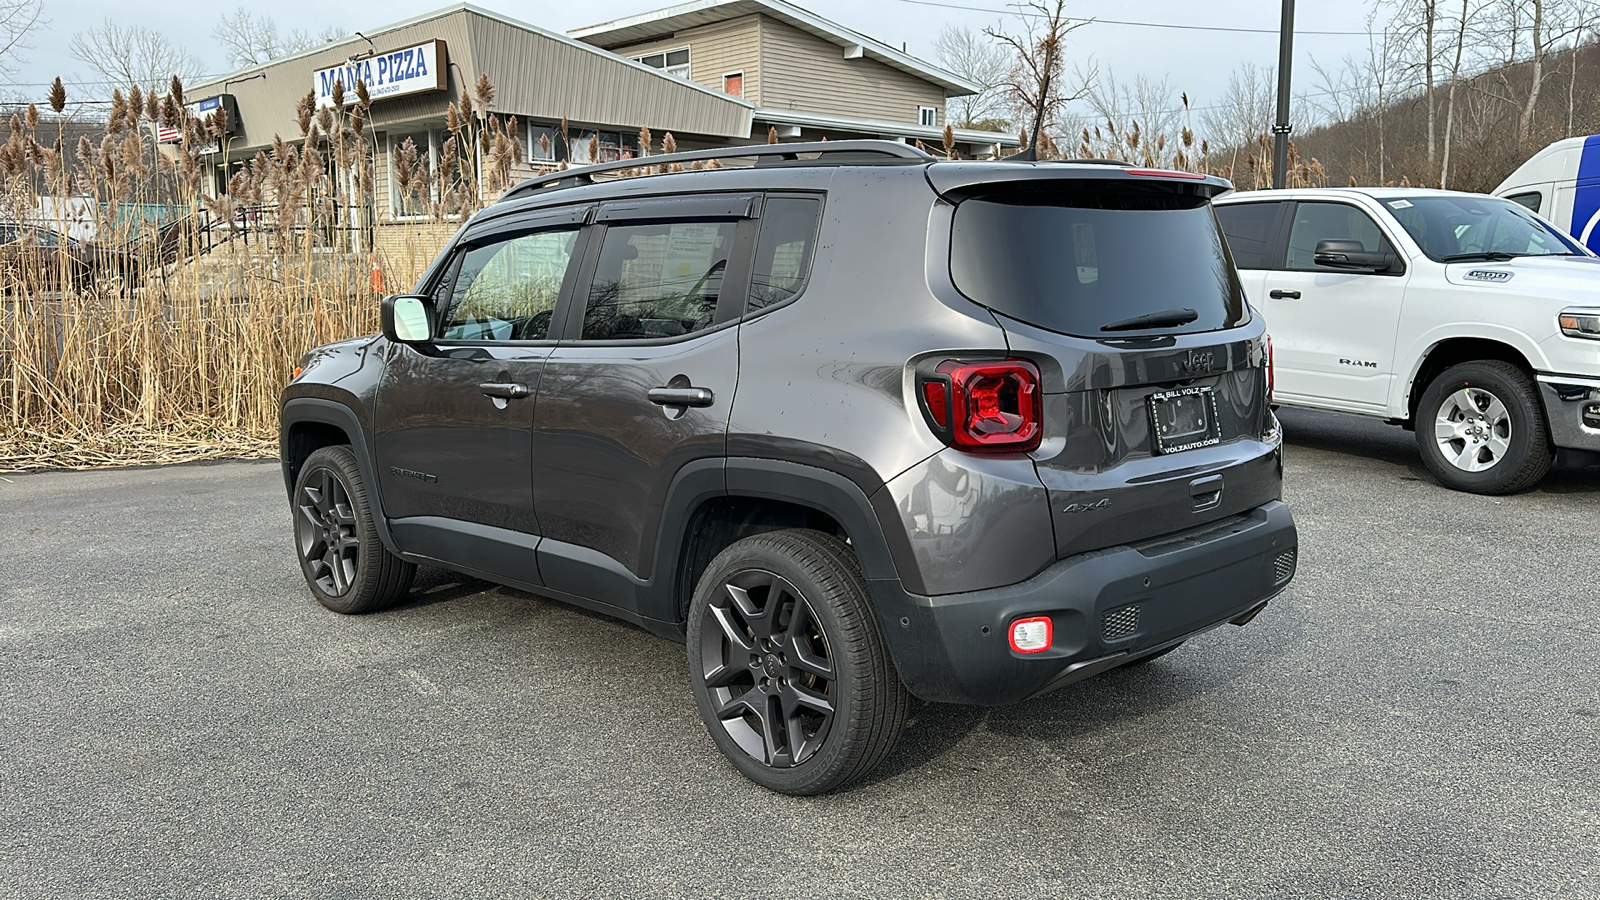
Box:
1286;202;1396;270
1215;202;1284;269
583;220;738;340
748;195;822;312
950;190;1247;337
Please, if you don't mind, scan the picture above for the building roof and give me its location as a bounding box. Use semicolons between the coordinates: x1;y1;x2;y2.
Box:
570;0;981;97
185;3;755;148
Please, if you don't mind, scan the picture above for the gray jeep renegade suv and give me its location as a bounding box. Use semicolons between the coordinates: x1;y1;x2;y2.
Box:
280;140;1297;794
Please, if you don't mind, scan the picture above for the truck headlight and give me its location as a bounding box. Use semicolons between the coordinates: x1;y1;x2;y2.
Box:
1558;307;1600;339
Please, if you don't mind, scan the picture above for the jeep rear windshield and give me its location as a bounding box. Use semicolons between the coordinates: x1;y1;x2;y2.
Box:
950;189;1247;337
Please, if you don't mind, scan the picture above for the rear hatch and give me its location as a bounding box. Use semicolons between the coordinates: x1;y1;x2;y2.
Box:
934;164;1279;558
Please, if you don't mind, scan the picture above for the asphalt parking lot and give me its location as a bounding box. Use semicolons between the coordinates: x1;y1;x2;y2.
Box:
2;408;1597;899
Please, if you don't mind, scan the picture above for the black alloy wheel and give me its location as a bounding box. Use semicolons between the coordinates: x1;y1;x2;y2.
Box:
291;445;415;614
687;529;909;795
297;465;360;597
699;569;837;768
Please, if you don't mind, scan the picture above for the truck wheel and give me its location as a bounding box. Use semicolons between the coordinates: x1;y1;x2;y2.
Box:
1415;361;1552;495
293;445;415;613
686;529;909;795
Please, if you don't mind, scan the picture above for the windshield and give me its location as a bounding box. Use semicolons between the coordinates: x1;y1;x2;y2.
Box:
1382;195;1586;261
950;189;1246;338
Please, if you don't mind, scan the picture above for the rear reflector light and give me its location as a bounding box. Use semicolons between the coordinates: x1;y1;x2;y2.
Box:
1265;335;1275;405
918;358;1042;452
922;381;949;427
1009;617;1053;653
1125;168;1207;180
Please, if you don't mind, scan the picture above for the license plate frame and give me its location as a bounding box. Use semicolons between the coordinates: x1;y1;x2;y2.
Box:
1148;386;1221;454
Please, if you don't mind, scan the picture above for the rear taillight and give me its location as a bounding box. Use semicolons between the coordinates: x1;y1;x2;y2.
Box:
918;358;1042;452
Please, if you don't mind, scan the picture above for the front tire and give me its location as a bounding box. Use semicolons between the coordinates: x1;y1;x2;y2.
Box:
292;445;415;613
1414;361;1552;495
686;529;909;795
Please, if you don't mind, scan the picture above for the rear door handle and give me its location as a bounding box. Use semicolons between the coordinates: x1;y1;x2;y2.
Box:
648;386;715;407
479;382;530;399
1268;289;1302;300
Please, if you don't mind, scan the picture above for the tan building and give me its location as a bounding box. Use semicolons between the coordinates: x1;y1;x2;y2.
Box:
180;0;1012;236
571;0;1017;158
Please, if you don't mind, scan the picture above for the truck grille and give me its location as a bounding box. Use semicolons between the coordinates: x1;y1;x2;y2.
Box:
1103;604;1140;641
1273;548;1297;584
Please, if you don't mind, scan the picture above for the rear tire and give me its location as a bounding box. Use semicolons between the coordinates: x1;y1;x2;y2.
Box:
686;529;909;795
292;445;415;613
1414;361;1551;495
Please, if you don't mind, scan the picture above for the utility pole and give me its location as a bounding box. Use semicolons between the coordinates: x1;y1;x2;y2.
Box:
1272;0;1296;189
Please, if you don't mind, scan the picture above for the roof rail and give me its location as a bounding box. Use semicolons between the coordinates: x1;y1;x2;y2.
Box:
501;139;936;201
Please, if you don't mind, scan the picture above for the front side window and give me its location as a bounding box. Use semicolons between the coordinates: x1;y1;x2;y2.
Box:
748;196;822;312
950;188;1247;337
438;228;578;342
1285;202;1396;270
1215;202;1285;269
1384;194;1584;261
583;220;738;340
1505;191;1542;214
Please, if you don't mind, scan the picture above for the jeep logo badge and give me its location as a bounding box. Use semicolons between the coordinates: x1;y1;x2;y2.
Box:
1180;350;1214;375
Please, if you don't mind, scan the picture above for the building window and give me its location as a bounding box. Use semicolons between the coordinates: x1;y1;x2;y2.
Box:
529;123;564;163
388;130;436;219
633;47;690;79
919;106;938;128
722;72;743;98
568;130;640;166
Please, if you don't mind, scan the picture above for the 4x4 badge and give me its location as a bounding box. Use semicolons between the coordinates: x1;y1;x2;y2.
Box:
1063;498;1111;514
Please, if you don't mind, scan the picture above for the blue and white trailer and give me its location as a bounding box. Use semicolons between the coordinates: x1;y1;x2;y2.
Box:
1494;135;1600;253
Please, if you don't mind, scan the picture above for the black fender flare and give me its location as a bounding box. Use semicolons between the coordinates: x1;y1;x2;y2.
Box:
721;458;905;584
279;396;401;554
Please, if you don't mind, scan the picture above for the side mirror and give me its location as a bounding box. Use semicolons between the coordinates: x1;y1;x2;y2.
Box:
381;295;435;344
1314;239;1393;272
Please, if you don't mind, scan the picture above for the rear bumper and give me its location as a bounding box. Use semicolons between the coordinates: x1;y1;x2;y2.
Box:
1536;374;1600;453
867;500;1297;705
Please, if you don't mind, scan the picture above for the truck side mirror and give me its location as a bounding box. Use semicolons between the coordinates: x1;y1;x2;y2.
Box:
1314;239;1394;273
381;295;436;344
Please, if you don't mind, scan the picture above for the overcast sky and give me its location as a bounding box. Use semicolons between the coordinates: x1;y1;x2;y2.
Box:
14;0;1384;124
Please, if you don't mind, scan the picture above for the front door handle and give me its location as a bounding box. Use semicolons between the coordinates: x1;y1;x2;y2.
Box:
648;386;715;407
1268;289;1302;300
479;382;530;399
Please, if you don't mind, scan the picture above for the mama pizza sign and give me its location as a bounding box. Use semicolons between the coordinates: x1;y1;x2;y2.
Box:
314;39;448;108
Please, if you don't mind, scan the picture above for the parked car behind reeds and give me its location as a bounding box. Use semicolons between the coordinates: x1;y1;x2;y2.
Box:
0;224;141;294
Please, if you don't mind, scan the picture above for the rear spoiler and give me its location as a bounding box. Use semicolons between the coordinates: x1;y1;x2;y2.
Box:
926;161;1234;202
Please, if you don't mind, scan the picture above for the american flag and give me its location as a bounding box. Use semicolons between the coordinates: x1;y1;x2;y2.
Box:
156;123;180;143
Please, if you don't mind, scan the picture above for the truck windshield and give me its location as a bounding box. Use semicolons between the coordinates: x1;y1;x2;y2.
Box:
1382;195;1587;261
950;189;1246;337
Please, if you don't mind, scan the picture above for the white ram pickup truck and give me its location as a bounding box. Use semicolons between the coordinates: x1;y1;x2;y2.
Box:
1214;187;1600;494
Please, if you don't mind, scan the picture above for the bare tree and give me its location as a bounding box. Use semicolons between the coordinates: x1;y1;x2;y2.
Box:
934;24;1013;129
70;20;202;95
1200;63;1278;176
213;8;343;69
1438;0;1484;188
0;0;42;79
986;0;1094;157
1388;0;1442;163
